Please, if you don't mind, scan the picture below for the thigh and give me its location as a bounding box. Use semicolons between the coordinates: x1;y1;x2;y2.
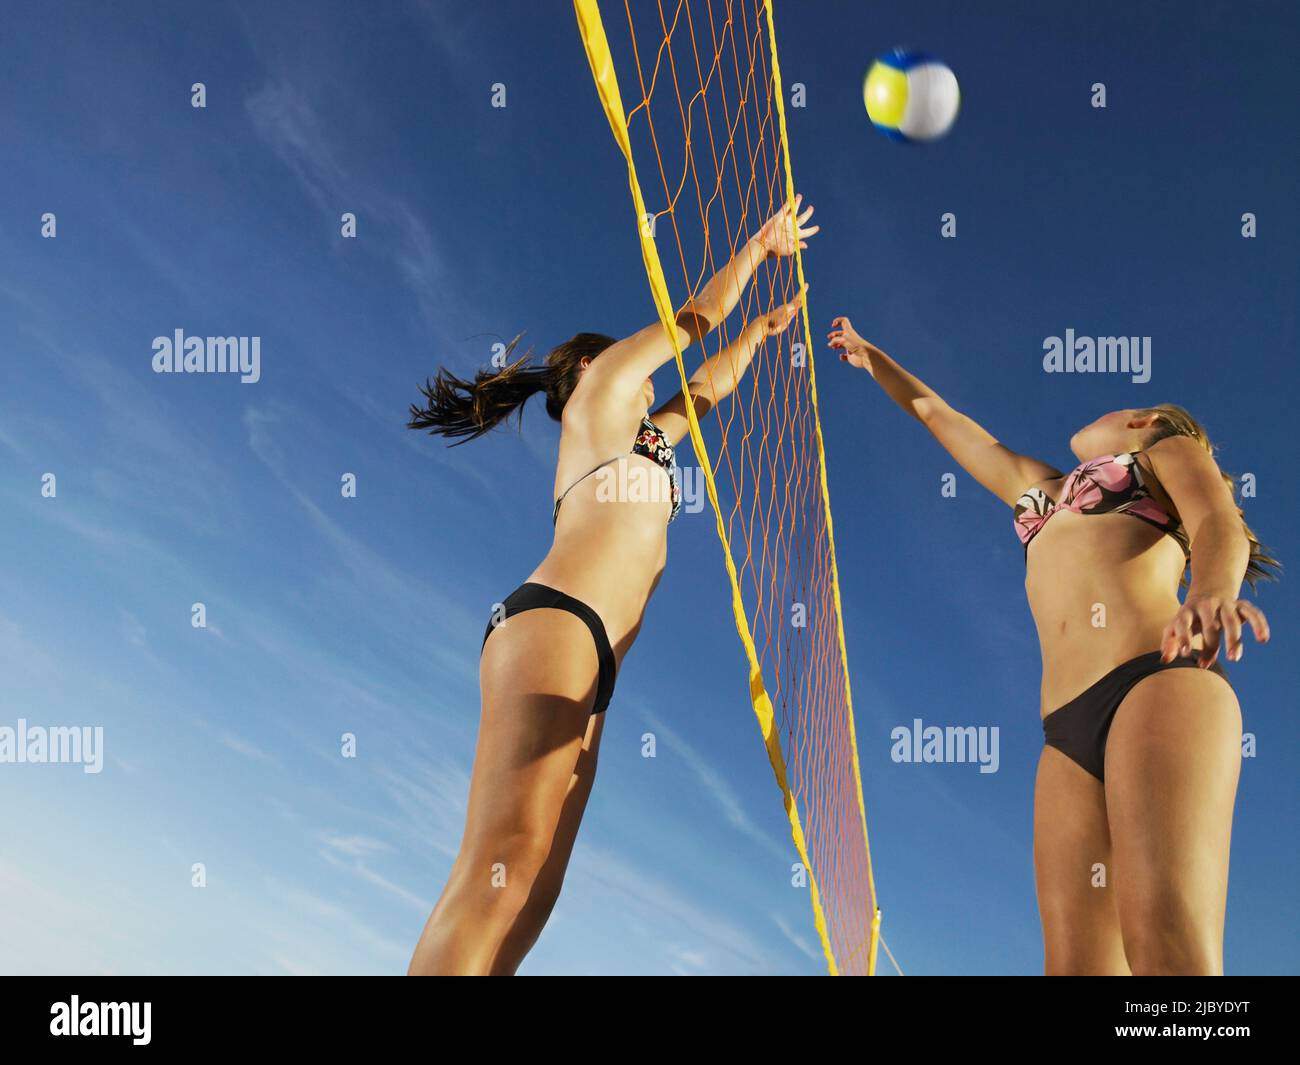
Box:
541;710;605;876
485;712;607;975
1034;746;1130;975
460;609;603;859
1105;668;1241;972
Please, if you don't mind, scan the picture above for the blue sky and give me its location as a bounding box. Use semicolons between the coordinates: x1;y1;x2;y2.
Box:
0;0;1295;975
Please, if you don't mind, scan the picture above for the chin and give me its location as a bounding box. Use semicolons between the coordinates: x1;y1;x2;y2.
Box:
1071;420;1114;460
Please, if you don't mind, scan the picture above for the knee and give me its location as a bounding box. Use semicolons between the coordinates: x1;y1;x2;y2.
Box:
1123;906;1221;975
1044;951;1092;976
1126;941;1220;976
1043;940;1127;976
453;828;554;910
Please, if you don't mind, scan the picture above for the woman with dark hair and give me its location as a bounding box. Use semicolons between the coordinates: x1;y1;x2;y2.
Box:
404;197;819;975
828;316;1278;975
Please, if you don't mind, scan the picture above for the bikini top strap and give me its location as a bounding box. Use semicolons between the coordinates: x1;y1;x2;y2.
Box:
552;415;669;524
552;456;622;525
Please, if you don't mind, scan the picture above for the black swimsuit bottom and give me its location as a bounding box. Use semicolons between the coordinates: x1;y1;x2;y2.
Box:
481;582;617;715
1042;650;1229;782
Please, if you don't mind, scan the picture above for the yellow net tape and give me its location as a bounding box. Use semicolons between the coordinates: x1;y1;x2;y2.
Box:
573;0;879;974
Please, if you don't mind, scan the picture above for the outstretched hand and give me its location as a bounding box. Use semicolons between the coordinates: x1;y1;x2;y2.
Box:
1160;594;1271;668
758;291;805;337
827;315;882;373
757;194;819;258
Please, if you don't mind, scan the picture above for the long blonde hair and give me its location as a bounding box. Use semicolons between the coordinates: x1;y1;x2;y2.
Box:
1140;403;1281;590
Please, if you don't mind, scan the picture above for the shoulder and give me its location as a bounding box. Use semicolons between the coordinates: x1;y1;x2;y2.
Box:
1139;434;1236;516
1144;433;1207;461
560;388;643;448
1141;434;1220;479
565;364;645;422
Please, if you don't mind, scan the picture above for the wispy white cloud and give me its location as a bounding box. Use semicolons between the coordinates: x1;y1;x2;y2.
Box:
319;843;431;912
218;731;277;764
320;834;391;859
640;706;790;863
254;876;413;973
566;842;774;973
403;0;479;80
244;78;450;328
0;609;60;677
0;421;35;460
121;612;148;650
118;609;174;676
0;858;169;975
369;753;469;864
665;943;710;974
241;401;481;689
268;955;320;977
771;909;820;963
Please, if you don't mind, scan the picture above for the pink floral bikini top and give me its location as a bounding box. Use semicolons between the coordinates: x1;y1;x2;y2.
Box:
1013;452;1188;555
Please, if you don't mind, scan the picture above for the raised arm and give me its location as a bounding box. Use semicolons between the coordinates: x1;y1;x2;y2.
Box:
829;315;1060;505
585;197;819;397
1145;434;1271;667
651;293;803;446
678;196;816;342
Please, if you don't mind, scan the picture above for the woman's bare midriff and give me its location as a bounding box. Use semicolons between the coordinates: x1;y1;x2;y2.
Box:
1025;508;1198;717
527;453;673;662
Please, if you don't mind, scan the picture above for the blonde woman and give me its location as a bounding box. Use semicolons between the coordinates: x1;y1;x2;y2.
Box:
829;315;1277;975
403;198;818;975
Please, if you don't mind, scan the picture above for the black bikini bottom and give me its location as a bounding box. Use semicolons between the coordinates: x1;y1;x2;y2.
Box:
481;582;617;715
1041;650;1229;782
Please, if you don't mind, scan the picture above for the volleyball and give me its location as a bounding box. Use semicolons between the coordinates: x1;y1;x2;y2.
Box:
863;48;960;142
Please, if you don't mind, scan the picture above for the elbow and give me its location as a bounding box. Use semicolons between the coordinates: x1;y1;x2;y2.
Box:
687;384;720;417
1188;511;1251;557
675;306;712;346
1195;510;1248;540
913;396;945;426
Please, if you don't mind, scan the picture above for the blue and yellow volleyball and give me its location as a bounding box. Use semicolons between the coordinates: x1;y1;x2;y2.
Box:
864;48;960;142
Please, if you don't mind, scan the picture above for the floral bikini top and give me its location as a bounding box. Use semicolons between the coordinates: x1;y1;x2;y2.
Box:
1013;452;1188;555
552;415;682;526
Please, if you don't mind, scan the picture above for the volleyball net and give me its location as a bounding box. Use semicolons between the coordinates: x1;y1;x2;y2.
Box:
574;0;879;974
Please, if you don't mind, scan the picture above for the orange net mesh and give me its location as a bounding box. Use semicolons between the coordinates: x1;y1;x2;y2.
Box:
576;0;878;974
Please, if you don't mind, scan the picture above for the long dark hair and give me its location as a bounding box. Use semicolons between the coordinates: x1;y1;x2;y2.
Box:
407;332;615;444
